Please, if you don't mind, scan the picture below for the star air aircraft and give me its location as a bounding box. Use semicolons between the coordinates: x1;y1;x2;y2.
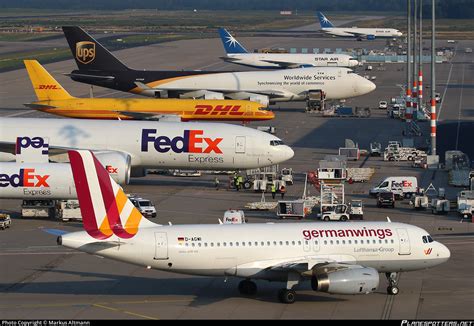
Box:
218;28;359;69
23;60;273;122
52;150;450;304
62;26;375;107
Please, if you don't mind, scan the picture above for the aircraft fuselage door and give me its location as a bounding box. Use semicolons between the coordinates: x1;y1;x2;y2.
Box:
154;232;168;260
235;136;246;153
396;228;411;255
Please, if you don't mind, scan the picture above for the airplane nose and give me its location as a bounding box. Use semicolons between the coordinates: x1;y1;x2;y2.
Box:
349;59;359;67
279;146;294;163
355;77;376;95
439;243;451;262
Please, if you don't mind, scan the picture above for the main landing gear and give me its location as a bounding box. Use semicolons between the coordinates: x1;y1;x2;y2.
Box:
277;271;300;304
386;272;400;295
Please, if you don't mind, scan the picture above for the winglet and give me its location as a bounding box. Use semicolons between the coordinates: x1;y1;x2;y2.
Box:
316;12;334;28
218;28;248;54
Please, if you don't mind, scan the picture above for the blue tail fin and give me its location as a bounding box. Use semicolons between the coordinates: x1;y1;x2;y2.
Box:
218;28;248;54
316;12;334;28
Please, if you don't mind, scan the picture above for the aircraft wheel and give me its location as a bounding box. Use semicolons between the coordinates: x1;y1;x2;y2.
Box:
387;285;399;295
278;289;296;304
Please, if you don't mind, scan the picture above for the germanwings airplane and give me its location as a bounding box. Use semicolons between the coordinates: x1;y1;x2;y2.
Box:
55;150;450;304
317;12;403;40
218;28;359;69
62;26;375;107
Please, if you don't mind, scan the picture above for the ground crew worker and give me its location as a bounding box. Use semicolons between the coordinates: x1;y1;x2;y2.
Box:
237;175;243;190
271;183;277;199
280;185;286;199
214;177;220;190
235;176;240;191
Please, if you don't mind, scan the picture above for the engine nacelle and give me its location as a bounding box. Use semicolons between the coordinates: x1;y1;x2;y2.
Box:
248;94;270;107
367;34;376;40
94;152;131;185
311;267;379;294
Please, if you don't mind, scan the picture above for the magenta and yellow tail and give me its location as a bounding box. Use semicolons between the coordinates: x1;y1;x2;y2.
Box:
68;150;153;240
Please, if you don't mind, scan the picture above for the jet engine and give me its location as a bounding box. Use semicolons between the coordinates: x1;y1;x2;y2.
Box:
311;267;379;294
94;151;131;185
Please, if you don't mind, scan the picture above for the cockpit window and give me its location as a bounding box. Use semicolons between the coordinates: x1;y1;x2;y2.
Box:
270;140;285;146
423;235;434;243
347;70;355;74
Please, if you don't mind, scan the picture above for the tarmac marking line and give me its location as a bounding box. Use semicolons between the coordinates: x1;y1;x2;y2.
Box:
454;64;465;150
92;303;158;320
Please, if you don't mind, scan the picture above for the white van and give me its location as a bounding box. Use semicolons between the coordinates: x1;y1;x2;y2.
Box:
369;176;418;199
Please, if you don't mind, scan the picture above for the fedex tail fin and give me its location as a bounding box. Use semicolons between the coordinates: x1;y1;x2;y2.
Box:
68;150;154;240
24;60;73;101
317;12;334;28
218;28;248;54
62;26;129;72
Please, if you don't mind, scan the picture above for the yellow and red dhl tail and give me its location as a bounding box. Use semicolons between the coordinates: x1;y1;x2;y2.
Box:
68;150;154;240
24;60;73;101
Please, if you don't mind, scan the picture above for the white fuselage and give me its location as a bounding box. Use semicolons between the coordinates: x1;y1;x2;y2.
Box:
222;53;359;69
0;118;294;170
60;222;450;280
323;27;403;38
146;67;376;101
0;162;76;199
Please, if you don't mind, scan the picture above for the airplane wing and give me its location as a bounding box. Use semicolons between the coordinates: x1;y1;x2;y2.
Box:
134;81;294;99
260;59;312;69
65;72;115;81
0;141;125;157
116;111;181;122
234;255;359;278
23;103;57;110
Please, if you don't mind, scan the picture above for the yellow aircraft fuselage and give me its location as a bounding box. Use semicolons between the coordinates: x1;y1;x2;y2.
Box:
31;98;274;121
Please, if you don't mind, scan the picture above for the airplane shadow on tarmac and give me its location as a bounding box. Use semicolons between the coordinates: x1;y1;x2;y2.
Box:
437;121;474;164
0;269;345;305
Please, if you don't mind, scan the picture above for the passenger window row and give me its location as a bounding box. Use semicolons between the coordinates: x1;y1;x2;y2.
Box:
180;238;395;247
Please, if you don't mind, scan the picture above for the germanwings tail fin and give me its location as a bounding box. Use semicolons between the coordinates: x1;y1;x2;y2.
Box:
68;150;154;240
316;12;334;28
62;26;129;72
24;60;73;101
218;28;249;54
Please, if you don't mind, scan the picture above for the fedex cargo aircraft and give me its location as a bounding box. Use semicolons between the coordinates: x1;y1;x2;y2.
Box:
0;118;294;178
53;150;450;304
62;26;375;107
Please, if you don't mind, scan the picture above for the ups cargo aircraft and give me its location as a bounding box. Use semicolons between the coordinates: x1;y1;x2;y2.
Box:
317;12;403;40
0;118;294;177
53;150;450;304
62;26;376;107
24;60;273;122
218;28;359;69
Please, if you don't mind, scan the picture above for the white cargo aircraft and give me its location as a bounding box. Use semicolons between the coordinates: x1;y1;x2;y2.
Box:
0;118;294;179
218;28;359;69
63;26;375;107
317;12;403;40
54;150;451;303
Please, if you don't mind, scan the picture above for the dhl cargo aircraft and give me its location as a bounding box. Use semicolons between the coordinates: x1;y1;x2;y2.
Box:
23;60;274;121
51;150;450;304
